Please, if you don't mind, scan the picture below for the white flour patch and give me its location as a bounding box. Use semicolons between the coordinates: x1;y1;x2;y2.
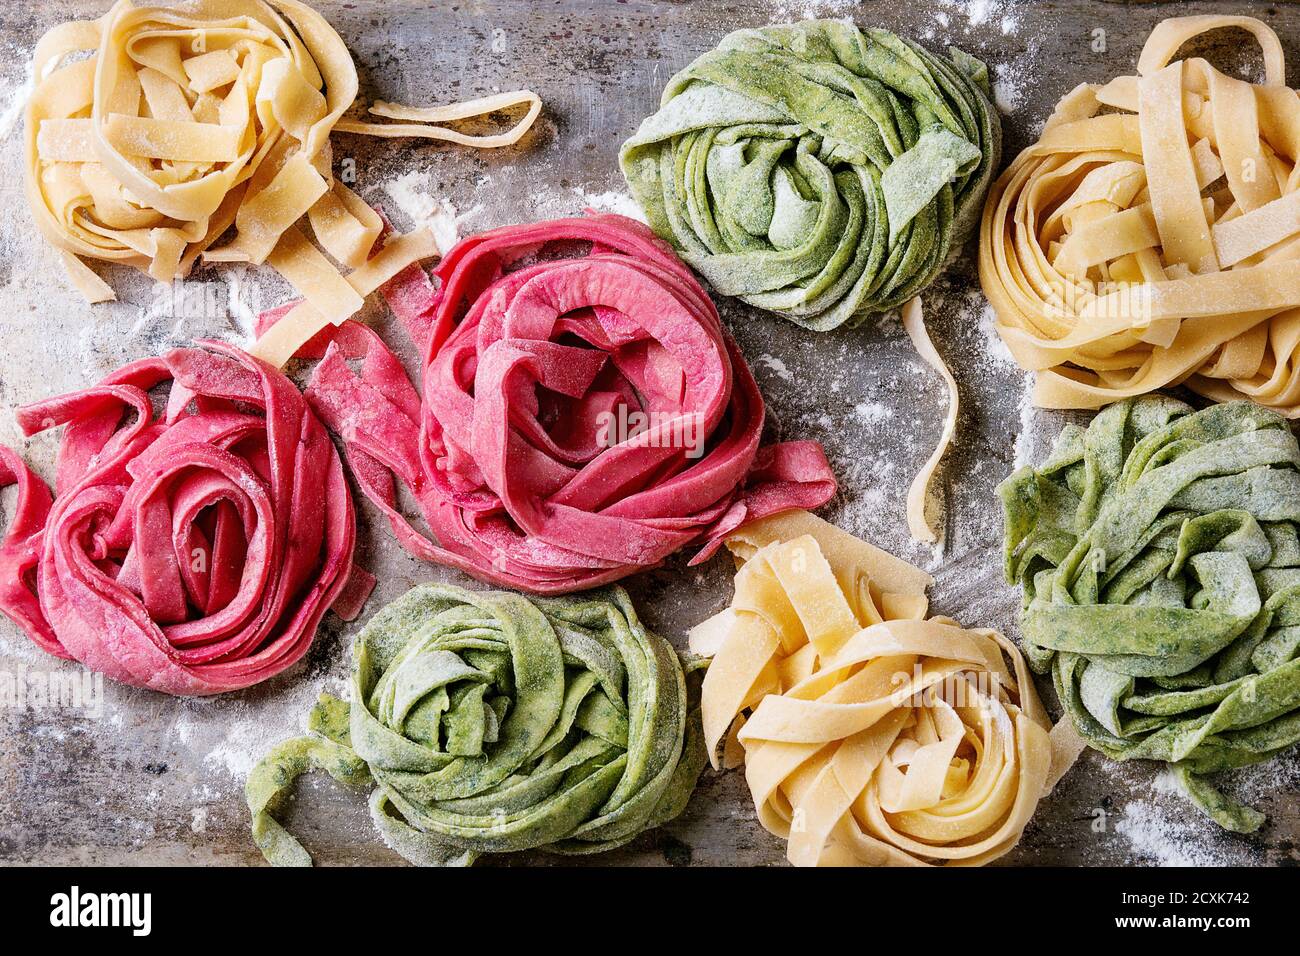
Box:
938;0;1021;33
172;713;198;747
203;718;280;779
1012;378;1036;468
573;188;646;222
190;806;209;834
768;0;861;20
0;71;32;142
224;264;258;340
755;354;794;383
993;61;1027;115
975;295;1016;368
1113;799;1241;867
382;171;478;255
853;401;894;424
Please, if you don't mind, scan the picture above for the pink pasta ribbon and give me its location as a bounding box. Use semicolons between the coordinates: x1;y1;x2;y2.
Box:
273;213;836;594
0;342;371;695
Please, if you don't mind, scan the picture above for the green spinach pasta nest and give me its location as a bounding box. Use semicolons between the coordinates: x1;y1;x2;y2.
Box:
1000;397;1300;832
619;19;1000;331
247;583;706;865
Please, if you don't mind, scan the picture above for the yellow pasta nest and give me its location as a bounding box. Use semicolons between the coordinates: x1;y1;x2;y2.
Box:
980;15;1300;415
689;510;1070;867
26;0;539;365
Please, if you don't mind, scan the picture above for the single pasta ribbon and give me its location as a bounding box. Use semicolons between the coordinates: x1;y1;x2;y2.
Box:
247;582;706;866
688;509;1069;866
26;0;541;363
981;14;1300;416
0;341;370;695
901;296;959;543
282;213;837;594
620;20;1000;330
1000;396;1300;832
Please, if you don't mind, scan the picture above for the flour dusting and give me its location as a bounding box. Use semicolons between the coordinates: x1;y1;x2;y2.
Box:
203;718;280;779
755;354;795;383
993;61;1026;115
382;171;478;254
575;188;647;222
853;401;894;424
0;71;32;142
768;0;861;21
1114;800;1242;867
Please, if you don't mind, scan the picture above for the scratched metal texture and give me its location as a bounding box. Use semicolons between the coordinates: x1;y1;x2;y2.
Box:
0;0;1297;866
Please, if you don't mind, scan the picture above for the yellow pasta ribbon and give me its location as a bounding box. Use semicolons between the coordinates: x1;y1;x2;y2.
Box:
25;0;540;363
980;14;1300;415
689;509;1076;866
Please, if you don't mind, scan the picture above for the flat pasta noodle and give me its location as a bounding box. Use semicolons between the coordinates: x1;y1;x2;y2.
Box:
246;582;706;866
334;90;543;148
1000;396;1300;833
25;0;542;365
620;20;1000;330
901;296;958;543
688;509;1073;866
980;14;1300;416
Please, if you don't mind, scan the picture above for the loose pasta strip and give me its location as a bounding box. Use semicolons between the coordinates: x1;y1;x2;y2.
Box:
25;0;542;365
901;296;959;544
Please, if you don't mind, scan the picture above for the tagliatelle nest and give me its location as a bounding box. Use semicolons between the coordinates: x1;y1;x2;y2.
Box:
26;0;540;365
688;510;1078;867
980;14;1300;415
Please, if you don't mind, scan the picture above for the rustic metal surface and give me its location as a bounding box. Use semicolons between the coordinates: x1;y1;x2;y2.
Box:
0;0;1297;867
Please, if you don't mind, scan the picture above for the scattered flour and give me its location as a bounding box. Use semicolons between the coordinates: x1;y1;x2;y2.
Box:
573;188;646;222
853;401;894;424
768;0;861;21
171;713;198;747
975;294;1016;369
937;0;1021;34
382;171;478;254
0;70;32;142
993;61;1026;115
1012;378;1036;468
755;354;794;383
203;718;281;779
1114;799;1242;867
190;806;209;834
224;264;258;340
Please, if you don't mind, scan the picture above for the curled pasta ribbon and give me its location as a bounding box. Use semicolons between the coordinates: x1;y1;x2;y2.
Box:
26;0;540;361
288;213;837;595
688;509;1068;866
0;342;371;696
247;582;706;866
1001;396;1300;832
335;90;542;148
620;20;1000;330
901;296;958;543
980;14;1300;416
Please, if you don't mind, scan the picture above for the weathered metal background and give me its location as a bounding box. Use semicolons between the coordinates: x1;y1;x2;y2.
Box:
0;0;1297;866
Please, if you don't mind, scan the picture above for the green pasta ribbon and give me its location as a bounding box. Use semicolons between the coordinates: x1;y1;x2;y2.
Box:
247;583;707;865
1000;397;1300;832
619;19;1000;330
